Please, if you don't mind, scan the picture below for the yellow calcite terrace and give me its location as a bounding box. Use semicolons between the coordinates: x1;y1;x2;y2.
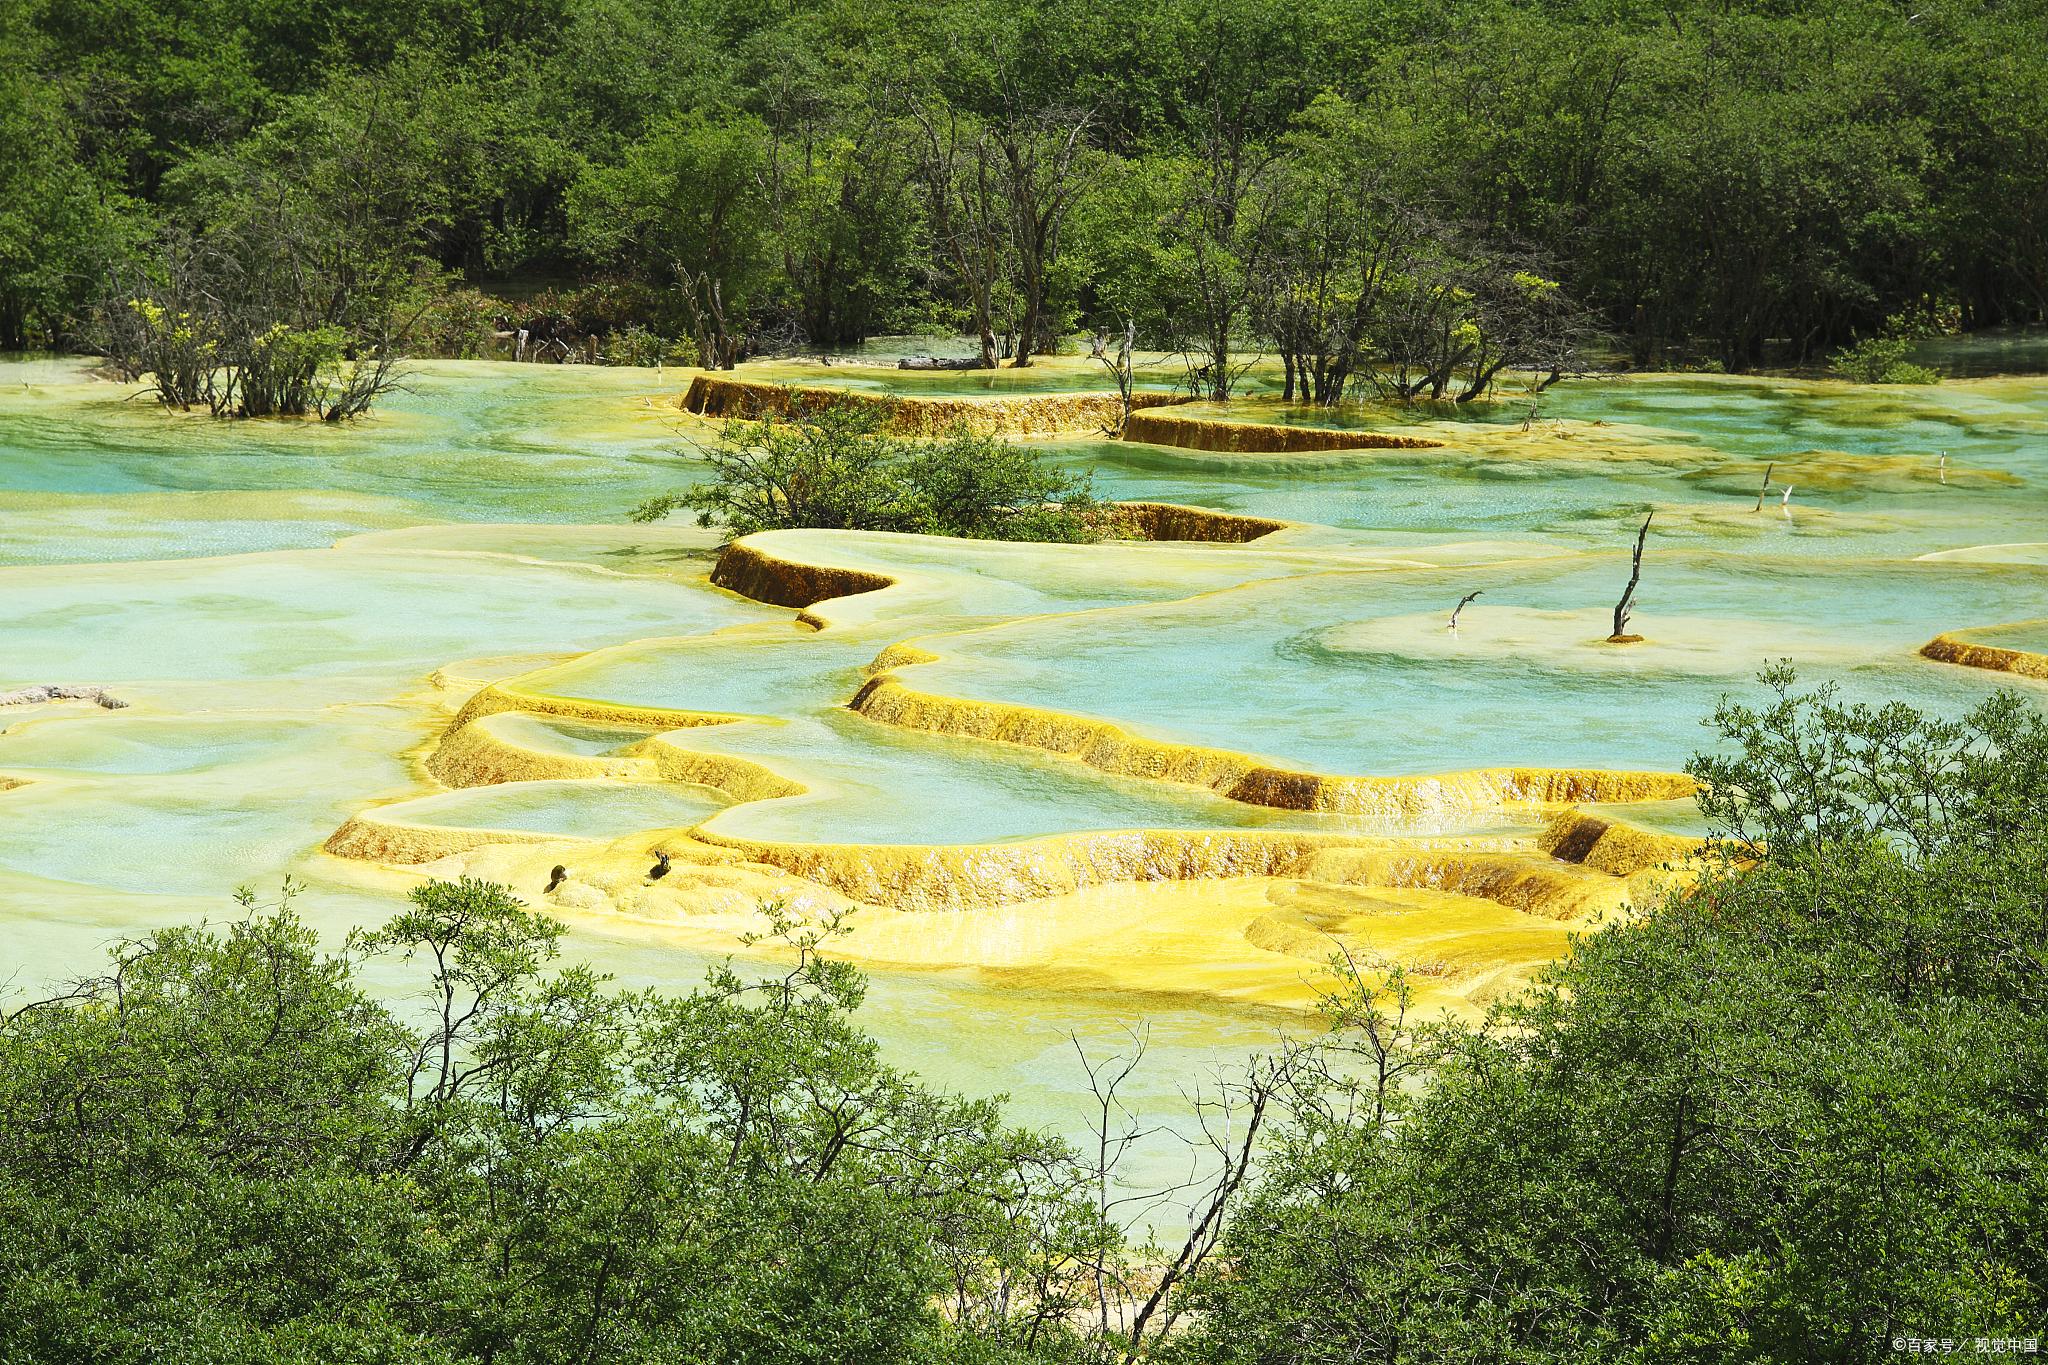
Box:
377;806;1705;1014
681;373;1192;438
291;373;2003;1015
846;669;1695;817
1920;620;2048;679
1121;409;1443;452
707;502;1292;610
313;504;1719;1014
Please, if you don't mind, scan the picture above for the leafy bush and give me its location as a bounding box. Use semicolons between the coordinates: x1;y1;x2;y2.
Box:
631;399;1119;541
510;282;698;345
406;282;704;363
411;285;500;359
605;322;698;367
1179;669;2048;1364
1832;331;1941;385
0;883;1114;1363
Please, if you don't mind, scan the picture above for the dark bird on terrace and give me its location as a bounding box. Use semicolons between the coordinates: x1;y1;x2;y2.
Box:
648;851;672;880
544;865;567;894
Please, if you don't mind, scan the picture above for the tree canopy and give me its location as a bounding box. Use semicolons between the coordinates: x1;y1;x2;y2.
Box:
1180;671;2048;1363
0;885;1118;1362
5;0;2042;381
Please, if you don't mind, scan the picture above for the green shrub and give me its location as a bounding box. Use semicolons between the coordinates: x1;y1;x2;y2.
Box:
0;884;1111;1363
605;322;698;367
1831;332;1941;384
1178;671;2048;1364
412;286;500;359
631;399;1118;541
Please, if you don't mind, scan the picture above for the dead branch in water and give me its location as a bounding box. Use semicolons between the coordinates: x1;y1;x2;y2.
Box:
1612;513;1651;638
1448;590;1482;630
1093;315;1139;436
1755;463;1774;512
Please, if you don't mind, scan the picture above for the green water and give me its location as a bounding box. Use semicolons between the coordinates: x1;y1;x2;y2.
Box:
384;778;730;838
3;348;2045;1167
479;713;659;756
526;630;1532;842
0;359;701;563
899;554;2027;778
1068;372;2048;559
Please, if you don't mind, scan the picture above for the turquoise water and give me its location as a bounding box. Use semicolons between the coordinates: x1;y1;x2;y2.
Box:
900;554;2029;777
3;343;2045;1183
480;713;659;756
1065;375;2048;558
0;550;773;684
0;360;703;562
526;630;1530;842
389;779;729;838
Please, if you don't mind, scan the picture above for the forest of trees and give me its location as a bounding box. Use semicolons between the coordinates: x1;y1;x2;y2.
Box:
3;0;2045;397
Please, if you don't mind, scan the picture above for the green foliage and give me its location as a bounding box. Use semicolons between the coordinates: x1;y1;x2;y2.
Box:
1832;332;1942;385
895;435;1113;542
0;0;135;349
1179;671;2048;1363
0;881;1107;1362
9;0;2043;371
569;114;774;366
633;399;1114;542
413;286;502;359
8;0;2045;370
236;323;350;415
605;322;698;367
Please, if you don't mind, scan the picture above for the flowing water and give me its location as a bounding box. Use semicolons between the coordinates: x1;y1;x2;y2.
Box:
4;348;2045;1187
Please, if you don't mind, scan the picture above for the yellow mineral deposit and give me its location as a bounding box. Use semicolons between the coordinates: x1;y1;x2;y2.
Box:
7;357;2042;1043
680;373;1193;438
1120;409;1443;452
391;806;1703;1017
1919;620;2048;679
845;668;1696;816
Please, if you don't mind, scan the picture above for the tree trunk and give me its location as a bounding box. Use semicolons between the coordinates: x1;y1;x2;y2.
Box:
1013;260;1040;367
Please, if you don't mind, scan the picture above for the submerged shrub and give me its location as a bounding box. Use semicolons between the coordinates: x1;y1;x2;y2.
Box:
1832;332;1941;384
630;398;1117;542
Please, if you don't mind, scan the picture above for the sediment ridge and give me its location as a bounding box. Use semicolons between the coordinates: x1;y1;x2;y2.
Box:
710;540;897;609
449;679;742;732
330;798;1683;921
325;809;594;864
1536;806;1705;877
427;713;806;803
1110;502;1287;543
847;669;1697;818
1920;626;2048;679
706;502;1293;610
680;374;1191;438
1121;410;1444;453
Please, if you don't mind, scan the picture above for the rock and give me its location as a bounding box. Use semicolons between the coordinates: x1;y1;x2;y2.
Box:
0;684;129;709
896;356;988;370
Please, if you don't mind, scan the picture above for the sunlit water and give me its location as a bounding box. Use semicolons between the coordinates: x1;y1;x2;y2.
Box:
4;347;2046;1204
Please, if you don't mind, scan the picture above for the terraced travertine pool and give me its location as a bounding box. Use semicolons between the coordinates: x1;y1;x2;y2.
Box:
5;347;2046;1162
